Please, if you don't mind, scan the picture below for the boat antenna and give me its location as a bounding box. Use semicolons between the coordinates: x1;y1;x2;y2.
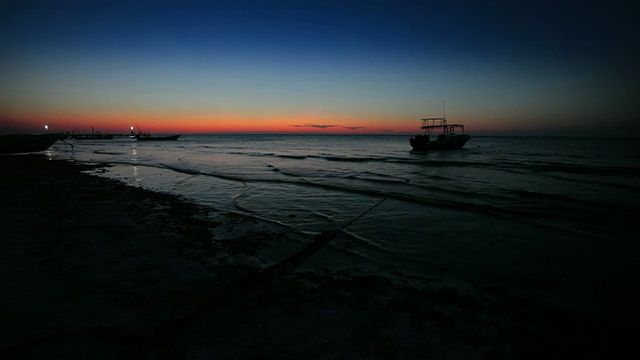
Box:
442;96;446;118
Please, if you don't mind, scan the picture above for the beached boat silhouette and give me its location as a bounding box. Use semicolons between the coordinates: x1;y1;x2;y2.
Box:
0;133;66;154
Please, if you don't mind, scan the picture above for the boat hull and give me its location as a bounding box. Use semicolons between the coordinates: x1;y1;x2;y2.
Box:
410;135;470;151
0;133;65;154
134;134;180;141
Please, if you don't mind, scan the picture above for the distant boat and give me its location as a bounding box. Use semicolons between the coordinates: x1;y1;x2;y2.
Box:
133;133;180;141
0;133;66;154
69;127;115;140
69;133;115;140
409;117;470;151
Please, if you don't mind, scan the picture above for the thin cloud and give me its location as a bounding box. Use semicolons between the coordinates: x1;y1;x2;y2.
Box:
343;126;365;130
289;124;337;129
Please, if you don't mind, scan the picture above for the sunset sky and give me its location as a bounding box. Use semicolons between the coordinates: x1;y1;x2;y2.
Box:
1;0;638;135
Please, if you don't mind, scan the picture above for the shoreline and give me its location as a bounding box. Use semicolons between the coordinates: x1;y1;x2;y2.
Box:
1;154;636;358
0;154;285;357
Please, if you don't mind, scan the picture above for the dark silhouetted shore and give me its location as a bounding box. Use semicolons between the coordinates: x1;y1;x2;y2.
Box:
1;155;637;359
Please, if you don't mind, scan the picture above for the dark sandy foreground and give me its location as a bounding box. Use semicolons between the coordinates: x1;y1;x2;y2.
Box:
0;154;637;359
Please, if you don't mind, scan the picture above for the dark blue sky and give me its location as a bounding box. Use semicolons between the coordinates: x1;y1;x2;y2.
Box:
1;0;638;134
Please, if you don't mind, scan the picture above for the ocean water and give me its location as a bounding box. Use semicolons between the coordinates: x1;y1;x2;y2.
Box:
47;134;640;306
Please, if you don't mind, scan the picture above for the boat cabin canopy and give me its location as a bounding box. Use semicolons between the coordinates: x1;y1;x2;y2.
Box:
420;117;465;136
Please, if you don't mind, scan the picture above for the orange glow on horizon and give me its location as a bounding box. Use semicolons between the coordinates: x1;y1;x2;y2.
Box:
2;107;543;135
1;110;557;136
0;110;424;134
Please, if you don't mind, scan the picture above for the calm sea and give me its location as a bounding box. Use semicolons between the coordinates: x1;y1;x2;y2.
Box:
47;134;640;305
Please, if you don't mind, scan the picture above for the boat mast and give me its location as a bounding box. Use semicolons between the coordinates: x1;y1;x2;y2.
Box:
442;97;448;135
442;97;446;119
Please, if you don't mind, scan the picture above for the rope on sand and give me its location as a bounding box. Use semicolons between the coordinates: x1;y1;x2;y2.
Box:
342;196;388;230
60;138;75;151
261;196;388;277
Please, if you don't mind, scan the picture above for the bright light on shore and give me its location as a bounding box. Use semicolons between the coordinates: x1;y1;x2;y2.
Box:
44;125;49;130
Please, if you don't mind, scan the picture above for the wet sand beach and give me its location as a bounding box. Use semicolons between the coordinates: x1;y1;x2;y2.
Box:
1;154;637;359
